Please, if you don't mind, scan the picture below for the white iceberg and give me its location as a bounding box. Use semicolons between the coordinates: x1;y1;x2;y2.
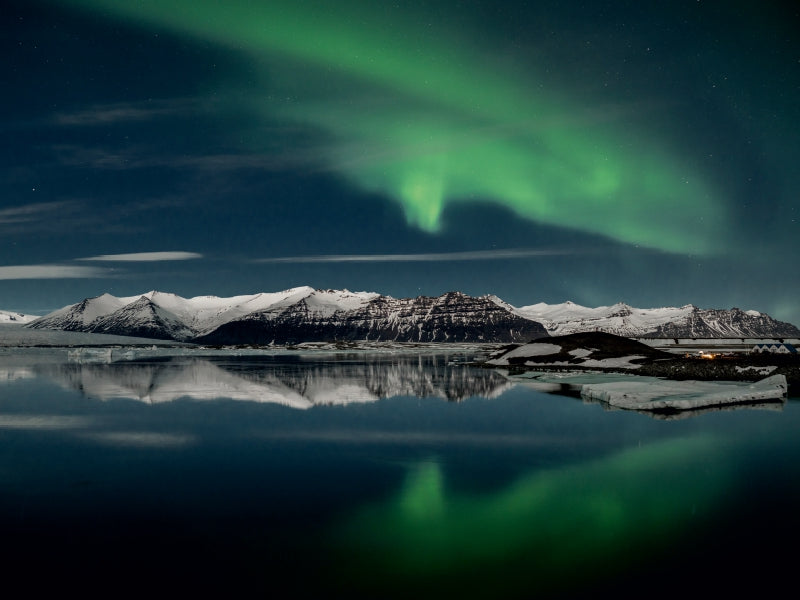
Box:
580;374;788;413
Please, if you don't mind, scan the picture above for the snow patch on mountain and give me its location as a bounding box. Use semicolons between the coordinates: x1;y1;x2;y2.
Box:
0;310;38;324
295;289;381;318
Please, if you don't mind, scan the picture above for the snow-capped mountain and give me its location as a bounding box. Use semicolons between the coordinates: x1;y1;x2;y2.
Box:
88;296;196;341
23;288;800;343
513;301;800;339
23;293;133;331
194;290;547;345
0;309;38;324
26;287;548;344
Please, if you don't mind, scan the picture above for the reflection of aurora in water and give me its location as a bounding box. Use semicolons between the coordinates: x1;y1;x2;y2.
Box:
329;435;733;597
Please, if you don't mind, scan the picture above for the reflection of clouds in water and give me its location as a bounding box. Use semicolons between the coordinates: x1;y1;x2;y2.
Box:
0;414;194;448
82;431;197;448
0;414;93;430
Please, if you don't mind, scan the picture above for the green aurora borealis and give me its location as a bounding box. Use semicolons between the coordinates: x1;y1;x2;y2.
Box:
4;0;799;322
60;0;726;254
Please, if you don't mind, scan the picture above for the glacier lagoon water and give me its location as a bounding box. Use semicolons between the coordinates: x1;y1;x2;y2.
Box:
1;348;799;598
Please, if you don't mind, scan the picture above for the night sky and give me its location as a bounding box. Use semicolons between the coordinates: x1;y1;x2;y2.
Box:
3;1;799;324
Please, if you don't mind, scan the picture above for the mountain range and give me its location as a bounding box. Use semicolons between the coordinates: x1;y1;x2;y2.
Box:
19;286;800;344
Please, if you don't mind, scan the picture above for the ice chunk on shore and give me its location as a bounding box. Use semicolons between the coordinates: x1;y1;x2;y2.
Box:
581;374;787;412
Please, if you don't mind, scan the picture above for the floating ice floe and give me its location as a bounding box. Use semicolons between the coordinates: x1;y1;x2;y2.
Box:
580;374;788;413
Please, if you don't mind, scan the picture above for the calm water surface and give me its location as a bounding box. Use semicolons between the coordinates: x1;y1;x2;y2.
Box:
1;349;798;598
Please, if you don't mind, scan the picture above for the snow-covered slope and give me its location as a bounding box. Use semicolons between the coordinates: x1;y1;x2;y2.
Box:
25;293;130;330
87;296;196;341
0;309;38;324
142;287;322;334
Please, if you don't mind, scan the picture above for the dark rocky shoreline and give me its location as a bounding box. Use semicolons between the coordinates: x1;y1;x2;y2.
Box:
636;354;800;393
496;356;800;396
479;332;800;396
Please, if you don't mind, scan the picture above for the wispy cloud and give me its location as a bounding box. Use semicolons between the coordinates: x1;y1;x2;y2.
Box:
52;144;318;172
256;248;578;263
0;415;94;430
0;265;110;280
78;251;203;262
53;98;207;126
0;201;80;225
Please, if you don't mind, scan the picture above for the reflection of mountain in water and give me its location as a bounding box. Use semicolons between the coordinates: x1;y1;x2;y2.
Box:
38;355;513;408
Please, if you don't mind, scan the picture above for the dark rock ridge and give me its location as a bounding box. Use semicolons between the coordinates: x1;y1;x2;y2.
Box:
194;291;547;345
